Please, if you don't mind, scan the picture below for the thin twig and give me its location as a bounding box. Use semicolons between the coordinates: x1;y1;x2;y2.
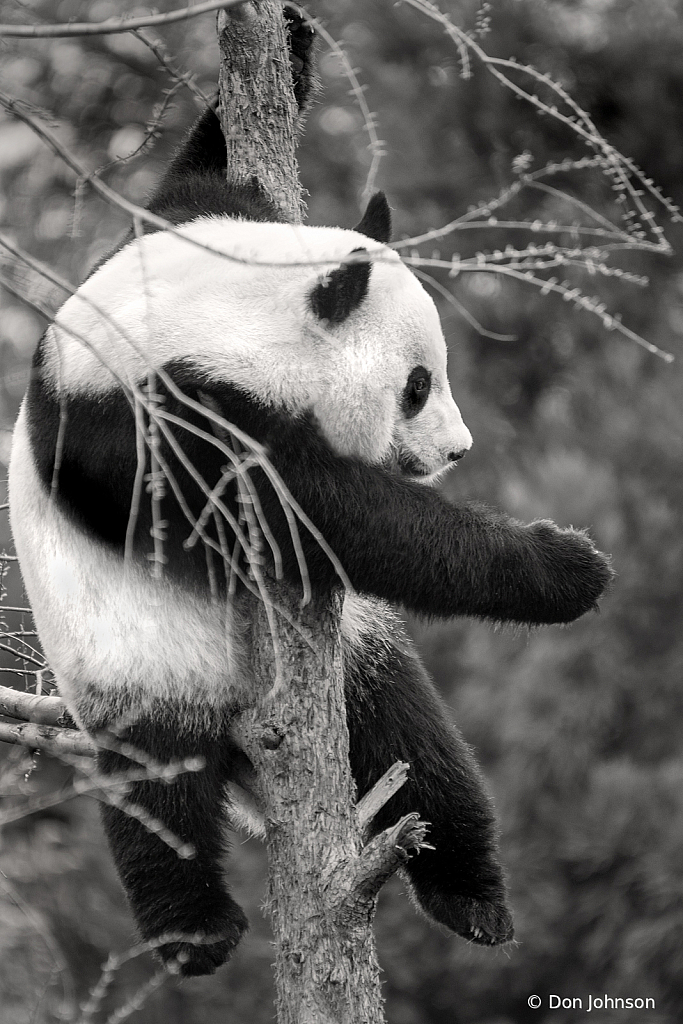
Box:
0;0;249;38
303;11;386;201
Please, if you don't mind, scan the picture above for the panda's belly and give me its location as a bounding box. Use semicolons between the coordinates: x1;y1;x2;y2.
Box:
9;404;247;726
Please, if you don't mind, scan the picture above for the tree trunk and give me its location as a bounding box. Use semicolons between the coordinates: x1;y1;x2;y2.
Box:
217;0;304;222
215;5;400;1021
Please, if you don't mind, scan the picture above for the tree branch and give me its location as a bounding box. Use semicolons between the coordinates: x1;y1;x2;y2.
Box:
0;0;249;39
329;814;430;931
0;719;95;757
0;683;73;726
356;760;411;832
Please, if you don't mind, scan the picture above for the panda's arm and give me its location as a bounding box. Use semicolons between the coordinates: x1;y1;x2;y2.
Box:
27;362;610;626
263;424;611;626
192;382;612;627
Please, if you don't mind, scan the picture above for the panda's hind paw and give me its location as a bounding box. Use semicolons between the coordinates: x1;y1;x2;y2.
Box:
453;895;514;946
157;934;240;977
417;889;514;947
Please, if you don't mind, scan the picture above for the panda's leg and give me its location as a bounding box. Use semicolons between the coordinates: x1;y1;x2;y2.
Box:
96;712;248;977
344;626;513;947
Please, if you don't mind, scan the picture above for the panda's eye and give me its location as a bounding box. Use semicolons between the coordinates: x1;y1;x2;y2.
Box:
402;365;432;419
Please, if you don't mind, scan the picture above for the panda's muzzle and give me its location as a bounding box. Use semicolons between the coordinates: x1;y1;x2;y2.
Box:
393;446;468;481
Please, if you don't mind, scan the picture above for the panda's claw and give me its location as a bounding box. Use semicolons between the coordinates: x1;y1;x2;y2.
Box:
410;885;514;947
156;924;246;977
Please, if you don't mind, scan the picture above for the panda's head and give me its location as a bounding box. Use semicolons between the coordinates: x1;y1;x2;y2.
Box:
48;194;471;483
303;193;472;482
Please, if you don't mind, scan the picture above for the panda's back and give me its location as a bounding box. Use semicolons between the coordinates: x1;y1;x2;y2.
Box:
8;403;250;727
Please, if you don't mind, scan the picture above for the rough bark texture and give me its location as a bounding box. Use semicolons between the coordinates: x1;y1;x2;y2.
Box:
235;589;388;1024
217;0;304;222
216;4;392;1020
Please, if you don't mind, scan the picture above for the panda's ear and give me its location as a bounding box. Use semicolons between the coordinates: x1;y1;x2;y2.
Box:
309;248;372;324
353;191;392;244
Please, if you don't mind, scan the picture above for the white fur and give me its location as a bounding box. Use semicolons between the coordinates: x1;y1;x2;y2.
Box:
224;782;266;839
41;216;471;472
10;215;471;729
9;406;249;727
339;590;404;651
10;406;404;727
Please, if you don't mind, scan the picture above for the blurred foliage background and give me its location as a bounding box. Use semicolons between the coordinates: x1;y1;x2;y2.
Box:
1;0;683;1021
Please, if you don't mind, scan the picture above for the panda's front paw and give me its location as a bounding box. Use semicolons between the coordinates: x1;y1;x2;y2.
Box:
526;520;614;624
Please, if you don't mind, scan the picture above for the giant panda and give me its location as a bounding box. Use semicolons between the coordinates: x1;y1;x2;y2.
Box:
8;6;612;977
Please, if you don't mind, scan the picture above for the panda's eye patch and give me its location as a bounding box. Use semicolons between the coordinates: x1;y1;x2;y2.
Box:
402;366;432;419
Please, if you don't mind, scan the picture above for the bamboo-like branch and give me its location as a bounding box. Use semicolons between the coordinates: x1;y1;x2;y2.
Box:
0;683;90;755
0;0;249;38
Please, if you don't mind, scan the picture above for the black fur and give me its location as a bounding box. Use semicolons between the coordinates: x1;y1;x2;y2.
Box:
91;626;513;980
98;718;249;975
344;631;512;944
26;358;610;968
284;2;317;111
354;191;392;244
26;359;612;624
22;3;614;976
309;248;372;324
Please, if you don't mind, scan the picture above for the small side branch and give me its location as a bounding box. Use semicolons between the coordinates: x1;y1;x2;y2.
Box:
0;719;94;757
0;0;249;38
330;814;430;933
357;760;411;831
329;761;431;931
0;683;74;727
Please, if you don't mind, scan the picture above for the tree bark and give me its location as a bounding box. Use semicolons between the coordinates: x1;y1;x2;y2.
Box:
217;0;304;222
237;589;388;1024
215;5;417;1021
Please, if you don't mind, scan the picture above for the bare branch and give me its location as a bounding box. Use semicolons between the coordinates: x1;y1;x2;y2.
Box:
302;11;386;202
356;760;411;831
335;814;430;917
0;683;73;726
0;0;249;38
0;719;95;757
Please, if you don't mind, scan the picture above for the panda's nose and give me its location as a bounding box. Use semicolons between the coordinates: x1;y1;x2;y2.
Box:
448;449;467;463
